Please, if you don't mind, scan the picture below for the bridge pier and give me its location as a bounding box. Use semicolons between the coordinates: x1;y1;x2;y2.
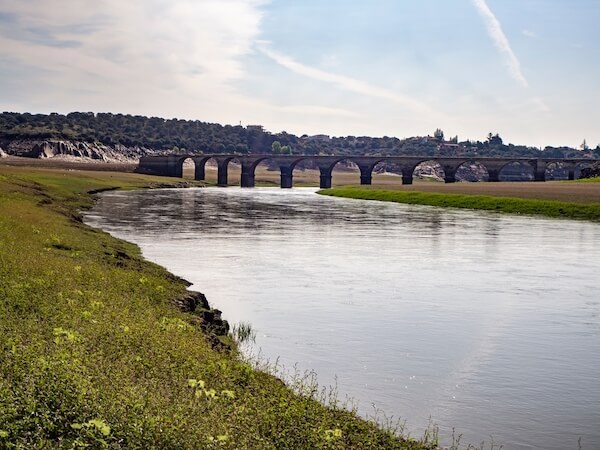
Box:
529;160;547;182
358;164;373;185
319;166;333;189
444;173;456;183
217;159;229;186
401;167;414;185
567;163;577;181
440;164;458;184
193;158;207;181
280;166;294;189
487;168;501;182
240;163;255;188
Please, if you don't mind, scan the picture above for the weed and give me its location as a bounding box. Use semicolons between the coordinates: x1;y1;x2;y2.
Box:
231;321;256;344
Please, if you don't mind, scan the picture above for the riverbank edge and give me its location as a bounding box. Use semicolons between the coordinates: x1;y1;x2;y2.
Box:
317;186;600;221
0;167;436;448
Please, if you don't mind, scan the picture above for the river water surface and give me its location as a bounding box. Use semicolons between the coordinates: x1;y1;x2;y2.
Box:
84;187;600;450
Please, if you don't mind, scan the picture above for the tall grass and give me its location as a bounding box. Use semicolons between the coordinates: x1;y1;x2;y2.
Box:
231;322;257;344
0;167;437;449
318;187;600;221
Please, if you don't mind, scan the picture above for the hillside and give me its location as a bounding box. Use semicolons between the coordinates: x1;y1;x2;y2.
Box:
2;112;599;162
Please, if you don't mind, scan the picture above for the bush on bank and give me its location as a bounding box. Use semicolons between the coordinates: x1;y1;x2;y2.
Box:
0;167;435;449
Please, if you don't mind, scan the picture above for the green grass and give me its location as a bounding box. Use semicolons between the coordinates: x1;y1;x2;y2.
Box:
0;167;436;449
573;176;600;183
318;186;600;221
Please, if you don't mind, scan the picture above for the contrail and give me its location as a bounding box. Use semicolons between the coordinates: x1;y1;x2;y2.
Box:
471;0;528;88
258;45;434;114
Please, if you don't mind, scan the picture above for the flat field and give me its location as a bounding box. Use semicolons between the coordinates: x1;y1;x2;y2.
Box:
3;156;600;204
349;179;600;204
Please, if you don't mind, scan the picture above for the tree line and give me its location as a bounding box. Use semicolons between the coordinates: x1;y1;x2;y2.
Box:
1;112;598;159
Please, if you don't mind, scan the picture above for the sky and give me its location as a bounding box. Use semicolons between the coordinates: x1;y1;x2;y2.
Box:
0;0;598;147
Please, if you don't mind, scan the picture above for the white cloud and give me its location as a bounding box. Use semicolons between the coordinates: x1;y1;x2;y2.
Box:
0;0;269;117
471;0;529;88
257;45;435;115
522;29;537;39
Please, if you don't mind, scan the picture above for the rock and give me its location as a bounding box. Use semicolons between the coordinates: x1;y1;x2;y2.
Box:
580;162;600;179
0;147;7;158
174;290;209;312
171;290;230;350
0;138;161;162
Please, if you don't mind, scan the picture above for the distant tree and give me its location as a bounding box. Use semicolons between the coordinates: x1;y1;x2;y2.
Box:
580;139;589;151
271;141;282;154
449;135;458;144
487;133;503;146
433;128;444;141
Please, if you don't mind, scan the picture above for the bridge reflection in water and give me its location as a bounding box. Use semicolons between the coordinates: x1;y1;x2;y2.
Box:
137;154;598;188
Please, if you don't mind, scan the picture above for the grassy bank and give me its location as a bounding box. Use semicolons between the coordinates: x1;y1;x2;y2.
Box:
0;166;435;449
318;186;600;221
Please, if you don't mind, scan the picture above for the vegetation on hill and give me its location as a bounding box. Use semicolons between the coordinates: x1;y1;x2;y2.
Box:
0;166;436;449
2;111;599;159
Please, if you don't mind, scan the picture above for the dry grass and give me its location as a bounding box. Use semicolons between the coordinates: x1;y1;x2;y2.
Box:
0;155;138;172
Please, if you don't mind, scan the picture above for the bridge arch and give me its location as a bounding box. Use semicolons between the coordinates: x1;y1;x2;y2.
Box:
455;160;490;182
318;157;386;188
544;160;571;180
497;161;535;181
185;155;241;186
410;159;446;183
175;156;194;179
572;160;595;180
173;155;217;181
242;156;309;188
370;160;401;185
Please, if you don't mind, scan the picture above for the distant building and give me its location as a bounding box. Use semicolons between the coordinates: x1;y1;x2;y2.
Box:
437;142;464;155
438;143;461;149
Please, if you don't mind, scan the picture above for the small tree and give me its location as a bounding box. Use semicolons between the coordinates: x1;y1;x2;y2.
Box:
580;139;589;151
271;141;282;154
487;133;503;146
433;128;444;141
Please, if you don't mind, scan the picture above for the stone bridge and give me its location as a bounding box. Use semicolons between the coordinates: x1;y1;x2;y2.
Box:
137;155;599;188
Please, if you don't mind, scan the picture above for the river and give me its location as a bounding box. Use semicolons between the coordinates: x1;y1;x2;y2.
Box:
84;187;600;450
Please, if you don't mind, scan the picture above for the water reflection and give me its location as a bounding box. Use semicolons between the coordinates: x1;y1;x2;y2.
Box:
85;187;600;450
